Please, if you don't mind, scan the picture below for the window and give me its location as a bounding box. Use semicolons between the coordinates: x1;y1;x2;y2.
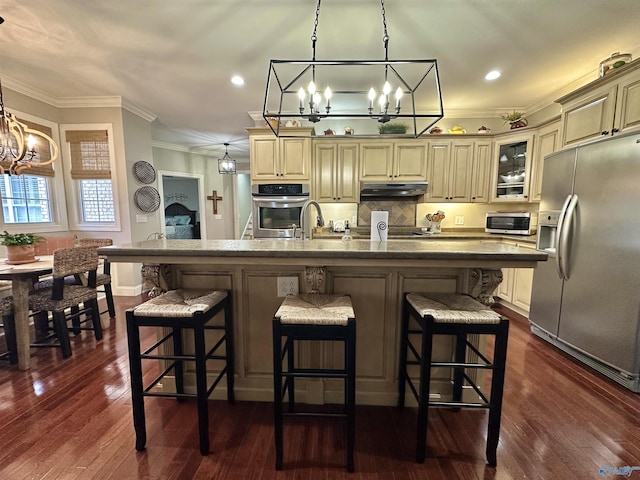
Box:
0;174;52;223
0;118;56;225
66;129;116;224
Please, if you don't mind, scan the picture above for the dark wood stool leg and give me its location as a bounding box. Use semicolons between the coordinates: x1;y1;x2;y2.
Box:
286;336;295;412
486;320;509;467
70;306;81;335
416;315;433;464
104;283;116;318
452;332;467;404
126;311;146;451
53;311;72;358
172;327;184;400
90;299;103;341
346;318;356;473
33;311;50;340
272;319;284;470
398;297;410;408
224;297;235;404
194;322;210;455
3;314;18;364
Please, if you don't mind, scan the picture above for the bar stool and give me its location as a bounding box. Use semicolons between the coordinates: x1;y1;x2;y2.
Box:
398;292;509;466
125;289;234;455
272;293;356;472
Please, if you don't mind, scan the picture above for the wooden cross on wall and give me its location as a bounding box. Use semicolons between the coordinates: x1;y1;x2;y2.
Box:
207;190;223;214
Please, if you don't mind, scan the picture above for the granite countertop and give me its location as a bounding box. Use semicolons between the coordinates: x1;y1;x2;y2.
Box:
100;238;546;262
313;227;537;245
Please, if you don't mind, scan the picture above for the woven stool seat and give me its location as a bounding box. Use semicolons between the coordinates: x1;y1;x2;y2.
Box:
126;288;234;456
399;293;509;467
406;293;502;324
274;294;354;325
133;289;228;317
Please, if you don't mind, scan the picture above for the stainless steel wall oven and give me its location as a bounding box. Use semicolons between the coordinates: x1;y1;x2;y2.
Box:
251;184;310;239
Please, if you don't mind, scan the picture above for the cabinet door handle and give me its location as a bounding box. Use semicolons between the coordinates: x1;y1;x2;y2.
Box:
612;128;620;133
337;197;341;200
601;130;610;135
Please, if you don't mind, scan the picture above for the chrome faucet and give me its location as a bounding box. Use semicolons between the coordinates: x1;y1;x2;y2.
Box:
299;199;325;240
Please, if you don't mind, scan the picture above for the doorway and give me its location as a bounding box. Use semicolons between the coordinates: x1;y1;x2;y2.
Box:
157;171;206;239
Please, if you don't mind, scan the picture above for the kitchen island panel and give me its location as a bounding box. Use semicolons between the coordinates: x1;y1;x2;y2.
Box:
103;239;546;406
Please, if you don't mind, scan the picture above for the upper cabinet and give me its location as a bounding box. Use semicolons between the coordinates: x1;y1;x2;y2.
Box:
248;128;312;182
426;139;491;203
313;141;359;203
556;59;640;148
491;132;535;203
530;120;561;202
359;141;427;181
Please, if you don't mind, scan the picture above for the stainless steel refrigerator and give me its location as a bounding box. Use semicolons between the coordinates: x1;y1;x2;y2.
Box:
529;131;640;392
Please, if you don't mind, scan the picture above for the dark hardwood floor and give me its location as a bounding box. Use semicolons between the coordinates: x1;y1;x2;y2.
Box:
1;297;639;479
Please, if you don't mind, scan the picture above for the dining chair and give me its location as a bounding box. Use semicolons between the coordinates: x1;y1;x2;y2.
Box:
26;246;101;358
0;297;17;364
75;238;115;319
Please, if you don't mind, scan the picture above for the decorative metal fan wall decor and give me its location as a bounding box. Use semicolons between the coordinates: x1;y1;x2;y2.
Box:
134;186;161;212
132;160;156;184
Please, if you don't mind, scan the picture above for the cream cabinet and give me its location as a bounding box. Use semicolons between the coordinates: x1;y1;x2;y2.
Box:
359;141;427;181
313;141;359;203
248;128;312;182
491;132;535;203
530;120;561;202
427;139;491;203
556;60;640;148
497;241;535;313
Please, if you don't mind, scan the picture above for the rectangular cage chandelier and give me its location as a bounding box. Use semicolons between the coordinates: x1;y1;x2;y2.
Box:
263;0;444;139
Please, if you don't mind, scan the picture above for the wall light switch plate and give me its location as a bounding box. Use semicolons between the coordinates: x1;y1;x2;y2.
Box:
277;277;299;297
136;215;148;223
455;216;464;225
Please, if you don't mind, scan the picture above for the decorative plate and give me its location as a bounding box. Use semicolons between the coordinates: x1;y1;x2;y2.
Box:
132;160;156;184
134;186;161;213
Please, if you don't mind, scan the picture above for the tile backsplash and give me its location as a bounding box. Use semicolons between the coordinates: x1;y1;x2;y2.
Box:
358;200;416;226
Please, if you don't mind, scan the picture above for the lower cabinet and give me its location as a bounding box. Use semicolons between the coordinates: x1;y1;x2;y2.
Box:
497;241;535;314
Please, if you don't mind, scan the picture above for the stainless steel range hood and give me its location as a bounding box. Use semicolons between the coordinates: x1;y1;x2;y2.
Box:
360;181;428;198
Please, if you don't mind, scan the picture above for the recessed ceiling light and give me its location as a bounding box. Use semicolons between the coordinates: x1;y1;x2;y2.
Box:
485;70;501;81
231;75;245;86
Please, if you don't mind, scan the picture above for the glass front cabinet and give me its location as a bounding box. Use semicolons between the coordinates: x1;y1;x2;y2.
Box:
491;133;534;202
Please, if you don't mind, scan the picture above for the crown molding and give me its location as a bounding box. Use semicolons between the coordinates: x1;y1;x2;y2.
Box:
2;75;156;122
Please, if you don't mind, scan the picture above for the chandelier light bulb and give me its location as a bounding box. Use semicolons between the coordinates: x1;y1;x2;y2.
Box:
383;81;391;95
378;94;387;110
308;81;316;95
312;92;322;107
324;86;332;110
27;134;36;151
298;87;306;101
395;87;403;108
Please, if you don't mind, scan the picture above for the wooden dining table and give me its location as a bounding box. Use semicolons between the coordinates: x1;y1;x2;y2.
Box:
0;256;53;370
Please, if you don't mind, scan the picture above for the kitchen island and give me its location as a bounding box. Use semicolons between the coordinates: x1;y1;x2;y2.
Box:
101;238;546;406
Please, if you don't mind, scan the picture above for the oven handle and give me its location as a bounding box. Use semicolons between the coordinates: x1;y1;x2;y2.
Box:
252;196;309;205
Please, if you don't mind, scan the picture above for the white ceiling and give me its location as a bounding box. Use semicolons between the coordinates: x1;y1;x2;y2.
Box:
1;0;639;161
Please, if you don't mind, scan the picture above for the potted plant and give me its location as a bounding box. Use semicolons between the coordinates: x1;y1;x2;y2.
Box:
378;122;407;134
0;231;44;264
500;111;528;129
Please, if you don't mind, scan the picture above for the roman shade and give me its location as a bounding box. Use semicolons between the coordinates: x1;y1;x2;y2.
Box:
66;130;111;180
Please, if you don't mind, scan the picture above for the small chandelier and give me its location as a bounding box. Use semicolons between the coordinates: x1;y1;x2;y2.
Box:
0;78;59;175
217;143;236;174
263;0;444;138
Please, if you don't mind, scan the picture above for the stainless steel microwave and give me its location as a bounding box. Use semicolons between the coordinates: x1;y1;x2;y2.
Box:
485;211;537;235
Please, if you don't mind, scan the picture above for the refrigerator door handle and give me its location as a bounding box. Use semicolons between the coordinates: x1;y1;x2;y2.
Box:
555;194;573;279
560;194;579;280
